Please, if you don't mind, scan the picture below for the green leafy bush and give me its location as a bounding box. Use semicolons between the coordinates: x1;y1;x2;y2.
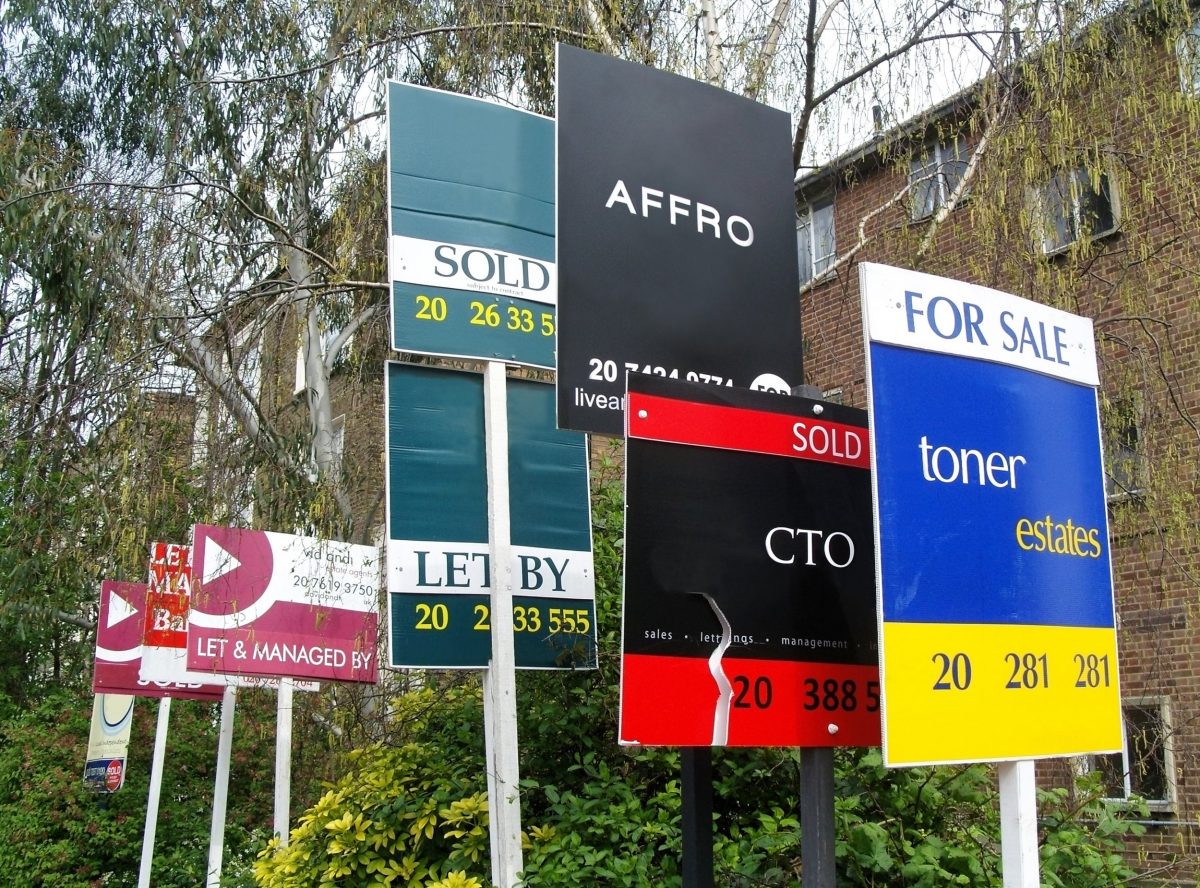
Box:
254;688;491;888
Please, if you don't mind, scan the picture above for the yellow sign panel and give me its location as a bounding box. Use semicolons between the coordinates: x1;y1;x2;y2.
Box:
881;622;1122;766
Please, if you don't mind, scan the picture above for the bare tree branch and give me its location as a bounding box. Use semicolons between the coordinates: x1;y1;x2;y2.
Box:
701;0;724;85
582;1;619;55
799;179;914;297
745;0;795;100
196;22;595;88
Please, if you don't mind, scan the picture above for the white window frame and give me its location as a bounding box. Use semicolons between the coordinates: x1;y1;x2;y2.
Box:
909;135;970;221
797;195;836;285
1034;160;1122;255
1081;697;1176;811
1177;20;1200;96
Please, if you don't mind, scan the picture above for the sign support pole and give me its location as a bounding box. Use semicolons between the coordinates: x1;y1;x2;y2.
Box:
274;678;293;846
137;696;171;888
206;685;237;888
800;747;836;888
482;360;524;887
793;386;838;888
681;748;714;888
999;760;1039;887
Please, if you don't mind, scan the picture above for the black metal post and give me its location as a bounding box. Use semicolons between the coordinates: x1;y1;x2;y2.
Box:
800;747;836;888
681;746;714;888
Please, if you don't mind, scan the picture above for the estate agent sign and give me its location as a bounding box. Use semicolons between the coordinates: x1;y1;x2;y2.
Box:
554;45;802;436
187;525;380;684
861;263;1121;766
620;374;879;747
387;363;596;669
387;83;555;369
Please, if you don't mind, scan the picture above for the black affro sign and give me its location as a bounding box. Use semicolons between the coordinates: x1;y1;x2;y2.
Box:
620;375;879;748
555;45;803;437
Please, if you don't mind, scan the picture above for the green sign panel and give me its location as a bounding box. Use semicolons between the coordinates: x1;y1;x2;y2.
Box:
387;83;555;369
385;362;596;669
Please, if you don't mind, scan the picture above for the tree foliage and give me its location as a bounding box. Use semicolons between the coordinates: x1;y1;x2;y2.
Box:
0;684;332;887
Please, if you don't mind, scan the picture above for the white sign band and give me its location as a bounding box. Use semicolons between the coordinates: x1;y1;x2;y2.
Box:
391;234;557;305
860;263;1098;386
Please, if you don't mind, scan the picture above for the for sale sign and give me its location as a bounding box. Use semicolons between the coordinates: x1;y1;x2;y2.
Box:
187;525;381;683
555;45;802;436
619;375;879;747
861;262;1121;766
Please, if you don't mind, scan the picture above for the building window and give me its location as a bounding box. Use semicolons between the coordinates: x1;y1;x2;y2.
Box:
1083;699;1174;810
1103;396;1143;500
1035;162;1121;255
909;135;970;221
1178;20;1200;95
797;196;835;284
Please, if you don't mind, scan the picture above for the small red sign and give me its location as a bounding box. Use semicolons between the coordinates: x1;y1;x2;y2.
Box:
104;759;124;792
144;543;191;648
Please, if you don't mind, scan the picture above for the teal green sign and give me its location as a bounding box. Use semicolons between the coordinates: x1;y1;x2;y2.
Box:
387;83;555;369
385;362;596;669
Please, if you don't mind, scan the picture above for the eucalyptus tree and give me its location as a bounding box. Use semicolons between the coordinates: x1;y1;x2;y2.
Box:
0;0;996;547
0;0;1024;726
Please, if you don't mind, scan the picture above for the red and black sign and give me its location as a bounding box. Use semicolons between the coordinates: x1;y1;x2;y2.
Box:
619;375;880;747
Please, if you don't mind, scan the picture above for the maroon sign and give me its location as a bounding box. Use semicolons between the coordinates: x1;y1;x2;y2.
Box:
187;525;380;684
93;580;223;700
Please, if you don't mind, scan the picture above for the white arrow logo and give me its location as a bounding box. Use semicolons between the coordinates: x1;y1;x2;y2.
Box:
203;535;242;585
190;532;272;629
106;588;138;629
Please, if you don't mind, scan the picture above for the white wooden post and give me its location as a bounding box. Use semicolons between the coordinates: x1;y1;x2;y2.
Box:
274;678;293;846
137;696;171;888
206;685;237;888
482;360;524;887
998;759;1040;888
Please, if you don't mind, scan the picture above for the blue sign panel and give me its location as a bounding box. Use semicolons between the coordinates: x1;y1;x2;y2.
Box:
387;83;555;368
869;343;1113;628
861;262;1122;767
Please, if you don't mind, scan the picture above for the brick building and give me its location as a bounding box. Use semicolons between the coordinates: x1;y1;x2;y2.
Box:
795;9;1200;882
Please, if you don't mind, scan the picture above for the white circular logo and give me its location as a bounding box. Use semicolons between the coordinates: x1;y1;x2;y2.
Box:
749;373;791;395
